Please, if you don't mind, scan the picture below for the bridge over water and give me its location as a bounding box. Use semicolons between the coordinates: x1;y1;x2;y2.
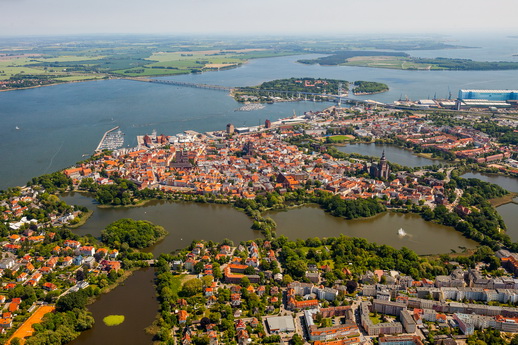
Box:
124;77;376;105
126;77;233;91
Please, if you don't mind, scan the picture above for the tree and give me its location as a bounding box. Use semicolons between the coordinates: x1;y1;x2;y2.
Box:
346;280;358;294
181;278;202;297
201;275;214;287
244;266;256;275
101;218;167;249
76;269;86;281
56;291;87;312
290;334;304;345
285;260;307;279
200;317;211;329
240;276;250;288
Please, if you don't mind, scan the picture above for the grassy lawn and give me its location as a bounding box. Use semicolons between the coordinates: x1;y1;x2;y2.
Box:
297;245;325;256
320;260;334;269
328;135;355;143
172;274;187;294
369;313;383;325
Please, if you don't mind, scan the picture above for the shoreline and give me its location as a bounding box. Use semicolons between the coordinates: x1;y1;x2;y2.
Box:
87;266;139;302
353;90;389;96
96;198;155;209
74;193;475;256
489;192;518;207
0;77;107;93
68;210;93;229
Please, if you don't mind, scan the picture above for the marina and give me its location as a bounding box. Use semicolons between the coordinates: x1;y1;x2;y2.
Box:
235;103;266;111
95;126;124;152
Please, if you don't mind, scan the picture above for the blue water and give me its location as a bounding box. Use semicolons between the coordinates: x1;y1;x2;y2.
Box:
1;35;517;190
0;79;330;189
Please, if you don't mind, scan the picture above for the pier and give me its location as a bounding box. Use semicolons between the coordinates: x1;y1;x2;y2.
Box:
95;126;124;152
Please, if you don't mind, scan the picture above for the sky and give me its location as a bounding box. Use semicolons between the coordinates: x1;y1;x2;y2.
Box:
1;0;518;36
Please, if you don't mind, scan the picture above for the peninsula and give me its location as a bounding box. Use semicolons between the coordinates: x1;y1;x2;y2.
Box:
298;51;518;70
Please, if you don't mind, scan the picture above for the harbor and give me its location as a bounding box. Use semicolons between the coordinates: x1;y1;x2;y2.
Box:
95;126;124;152
234;103;266;111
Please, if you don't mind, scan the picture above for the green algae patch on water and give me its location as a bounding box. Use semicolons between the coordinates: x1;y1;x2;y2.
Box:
103;315;125;326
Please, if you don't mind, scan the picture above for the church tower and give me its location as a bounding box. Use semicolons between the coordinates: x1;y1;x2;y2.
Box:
369;150;390;179
379;150;390;179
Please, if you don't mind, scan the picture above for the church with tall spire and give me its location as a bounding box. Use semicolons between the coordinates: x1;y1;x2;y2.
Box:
369;150;390;179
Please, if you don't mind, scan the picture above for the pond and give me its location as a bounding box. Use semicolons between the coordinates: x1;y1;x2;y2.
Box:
336;143;444;168
461;172;518;241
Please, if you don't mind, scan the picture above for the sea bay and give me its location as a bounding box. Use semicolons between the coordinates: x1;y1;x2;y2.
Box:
2;36;518;190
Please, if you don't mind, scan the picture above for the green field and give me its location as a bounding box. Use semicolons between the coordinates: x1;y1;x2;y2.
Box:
54;75;104;82
344;56;435;70
0;36;485;89
33;55;107;63
0;58;51;80
369;313;383;325
114;49;288;77
326;55;518;71
327;135;355;143
0;47;294;81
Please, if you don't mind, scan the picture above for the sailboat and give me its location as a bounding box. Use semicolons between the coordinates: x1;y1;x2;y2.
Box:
15;126;20;130
397;228;407;237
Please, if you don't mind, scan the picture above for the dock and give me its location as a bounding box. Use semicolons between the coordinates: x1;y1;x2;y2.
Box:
95;126;124;152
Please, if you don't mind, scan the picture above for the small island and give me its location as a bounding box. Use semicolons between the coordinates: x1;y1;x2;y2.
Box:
352;80;389;95
101;218;167;249
233;77;389;103
103;315;125;327
233;77;348;103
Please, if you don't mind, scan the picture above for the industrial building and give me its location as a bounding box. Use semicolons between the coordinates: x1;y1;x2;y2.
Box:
456;89;518;109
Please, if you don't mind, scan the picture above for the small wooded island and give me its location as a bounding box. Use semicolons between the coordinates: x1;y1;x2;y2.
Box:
101;218;167;249
232;77;389;103
352;80;389;95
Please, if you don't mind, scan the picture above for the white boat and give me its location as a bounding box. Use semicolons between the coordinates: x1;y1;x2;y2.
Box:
398;228;407;237
15;126;20;130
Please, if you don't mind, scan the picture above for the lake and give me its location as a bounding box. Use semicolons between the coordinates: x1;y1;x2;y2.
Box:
461;172;518;242
461;172;518;193
60;192;477;344
61;193;259;255
69;268;157;345
336;143;444;167
270;206;476;255
62;193;476;256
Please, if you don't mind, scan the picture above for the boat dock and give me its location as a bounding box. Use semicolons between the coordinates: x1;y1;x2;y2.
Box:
95;126;124;152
